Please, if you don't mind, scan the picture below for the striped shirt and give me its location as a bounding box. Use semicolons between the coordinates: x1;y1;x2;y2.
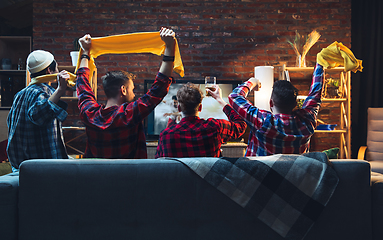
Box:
228;63;324;156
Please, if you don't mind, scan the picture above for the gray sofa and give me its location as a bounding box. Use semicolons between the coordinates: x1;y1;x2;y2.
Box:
0;158;382;240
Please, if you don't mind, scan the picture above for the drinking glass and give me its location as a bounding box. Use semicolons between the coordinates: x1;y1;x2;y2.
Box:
205;76;216;97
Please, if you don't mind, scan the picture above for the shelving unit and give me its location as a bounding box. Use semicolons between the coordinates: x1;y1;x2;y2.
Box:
282;66;351;159
0;36;31;108
0;36;31;143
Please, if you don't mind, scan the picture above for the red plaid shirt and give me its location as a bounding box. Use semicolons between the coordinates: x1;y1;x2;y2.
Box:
76;67;172;159
228;64;324;156
155;105;247;158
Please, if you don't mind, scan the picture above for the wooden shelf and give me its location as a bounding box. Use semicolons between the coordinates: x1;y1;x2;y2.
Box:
322;98;347;102
314;130;347;133
0;70;27;74
61;97;78;100
0;36;31;107
281;66;351;159
58;66;76;73
285;67;346;72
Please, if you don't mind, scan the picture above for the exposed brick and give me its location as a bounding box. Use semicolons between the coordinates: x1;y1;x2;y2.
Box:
234;66;254;73
255;20;275;25
31;0;352;151
189;20;210;25
277;8;298;14
222;73;242;78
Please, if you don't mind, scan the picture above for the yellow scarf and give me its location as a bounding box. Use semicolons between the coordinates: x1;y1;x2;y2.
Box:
29;72;77;86
75;31;184;83
317;41;363;73
29;32;184;86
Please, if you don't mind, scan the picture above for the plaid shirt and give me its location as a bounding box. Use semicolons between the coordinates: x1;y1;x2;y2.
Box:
77;67;172;159
229;63;324;156
7;83;68;170
155;105;247;158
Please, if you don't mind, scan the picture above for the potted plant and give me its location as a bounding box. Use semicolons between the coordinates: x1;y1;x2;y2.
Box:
287;30;321;67
323;78;340;98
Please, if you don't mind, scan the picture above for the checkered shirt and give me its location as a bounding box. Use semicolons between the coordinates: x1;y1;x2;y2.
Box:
229;64;324;156
7;83;69;170
155;105;247;158
77;67;172;159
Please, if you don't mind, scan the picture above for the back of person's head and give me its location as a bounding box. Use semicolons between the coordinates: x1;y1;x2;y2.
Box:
27;50;56;78
102;71;132;99
271;80;298;113
176;82;203;115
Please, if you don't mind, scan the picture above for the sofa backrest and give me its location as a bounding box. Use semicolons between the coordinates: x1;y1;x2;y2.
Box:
16;159;372;240
367;107;383;161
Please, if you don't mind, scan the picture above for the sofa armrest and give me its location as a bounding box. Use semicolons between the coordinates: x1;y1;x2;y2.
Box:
0;172;19;240
358;146;367;160
371;172;383;240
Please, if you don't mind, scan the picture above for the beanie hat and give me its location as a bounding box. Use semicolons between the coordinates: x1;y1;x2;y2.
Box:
27;50;54;74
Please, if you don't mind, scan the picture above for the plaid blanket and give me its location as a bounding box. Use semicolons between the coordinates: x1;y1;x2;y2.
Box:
168;152;339;240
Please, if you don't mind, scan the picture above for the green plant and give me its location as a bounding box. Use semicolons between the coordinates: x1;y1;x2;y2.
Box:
327;78;339;87
73;38;80;51
324;78;340;98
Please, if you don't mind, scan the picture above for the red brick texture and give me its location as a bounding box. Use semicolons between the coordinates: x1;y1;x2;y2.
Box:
32;0;352;155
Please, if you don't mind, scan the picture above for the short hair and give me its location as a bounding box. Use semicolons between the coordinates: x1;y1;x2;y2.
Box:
172;95;177;101
102;71;134;99
176;82;203;115
30;60;57;79
271;80;298;112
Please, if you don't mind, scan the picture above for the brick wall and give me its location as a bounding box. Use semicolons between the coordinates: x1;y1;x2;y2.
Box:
32;0;352;155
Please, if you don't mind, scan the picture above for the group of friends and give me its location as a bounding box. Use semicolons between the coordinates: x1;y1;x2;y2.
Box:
6;28;324;172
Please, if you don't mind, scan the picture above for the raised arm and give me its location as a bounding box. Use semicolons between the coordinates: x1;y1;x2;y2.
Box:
207;85;227;108
78;34;91;69
228;77;265;129
207;85;247;142
301;63;324;119
76;34;99;119
158;27;176;77
121;28;176;124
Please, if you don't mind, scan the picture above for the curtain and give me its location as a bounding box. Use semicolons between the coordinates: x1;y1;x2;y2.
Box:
351;0;383;158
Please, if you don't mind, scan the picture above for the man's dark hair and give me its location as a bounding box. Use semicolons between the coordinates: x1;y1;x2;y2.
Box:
102;71;132;99
30;60;57;79
172;95;177;101
271;80;298;113
176;82;203;115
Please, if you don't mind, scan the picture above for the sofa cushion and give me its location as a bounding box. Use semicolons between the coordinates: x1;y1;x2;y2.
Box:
0;172;19;240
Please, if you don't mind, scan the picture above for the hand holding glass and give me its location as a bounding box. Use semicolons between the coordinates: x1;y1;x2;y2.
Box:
205;76;216;97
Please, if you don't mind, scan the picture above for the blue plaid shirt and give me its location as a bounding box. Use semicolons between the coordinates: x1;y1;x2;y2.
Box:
229;64;324;156
7;83;69;171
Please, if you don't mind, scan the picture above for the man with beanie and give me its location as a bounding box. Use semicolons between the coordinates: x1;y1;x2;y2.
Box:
7;50;71;172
